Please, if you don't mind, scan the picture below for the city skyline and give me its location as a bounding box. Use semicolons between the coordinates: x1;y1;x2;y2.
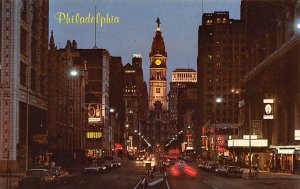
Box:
49;0;241;82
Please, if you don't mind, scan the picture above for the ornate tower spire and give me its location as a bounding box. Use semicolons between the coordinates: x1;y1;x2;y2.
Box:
149;18;167;110
49;30;55;49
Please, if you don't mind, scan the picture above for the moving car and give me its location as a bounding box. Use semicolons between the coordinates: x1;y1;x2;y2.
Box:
18;169;55;189
169;161;197;178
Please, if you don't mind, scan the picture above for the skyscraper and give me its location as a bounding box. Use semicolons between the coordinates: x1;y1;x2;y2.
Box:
197;12;244;158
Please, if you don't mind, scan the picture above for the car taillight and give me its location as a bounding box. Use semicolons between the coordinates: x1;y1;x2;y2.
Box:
170;166;179;176
184;166;197;177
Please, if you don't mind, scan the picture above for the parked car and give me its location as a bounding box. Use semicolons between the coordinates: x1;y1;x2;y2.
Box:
183;156;193;162
103;160;114;169
112;160;121;167
18;169;55;189
47;166;69;184
216;166;243;177
84;163;106;174
207;162;219;172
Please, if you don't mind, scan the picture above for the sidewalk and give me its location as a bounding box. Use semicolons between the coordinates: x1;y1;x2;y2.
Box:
0;172;23;189
241;168;300;180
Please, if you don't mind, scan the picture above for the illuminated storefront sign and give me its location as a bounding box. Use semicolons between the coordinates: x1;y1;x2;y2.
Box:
277;149;295;154
263;99;274;119
295;130;300;140
87;104;102;124
86;132;102;139
33;134;48;144
228;139;268;147
252;120;262;138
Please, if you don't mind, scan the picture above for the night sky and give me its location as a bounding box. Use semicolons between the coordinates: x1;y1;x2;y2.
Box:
49;0;241;83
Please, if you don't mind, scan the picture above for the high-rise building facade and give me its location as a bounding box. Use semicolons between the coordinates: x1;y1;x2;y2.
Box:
169;69;197;128
237;0;300;173
109;56;125;157
0;0;49;171
48;36;88;167
197;12;244;159
123;54;148;155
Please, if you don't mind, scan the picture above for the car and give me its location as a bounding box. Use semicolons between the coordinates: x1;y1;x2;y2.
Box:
216;166;243;177
84;163;106;174
169;161;197;178
47;166;69;184
18;169;55;189
183;156;193;162
136;156;144;161
207;162;219;172
197;162;206;169
215;166;227;175
112;160;121;167
103;160;114;169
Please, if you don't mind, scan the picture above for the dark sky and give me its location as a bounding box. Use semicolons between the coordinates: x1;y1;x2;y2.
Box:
49;0;241;83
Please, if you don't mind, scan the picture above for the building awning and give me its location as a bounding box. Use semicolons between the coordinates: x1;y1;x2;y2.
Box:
228;139;268;148
114;144;123;150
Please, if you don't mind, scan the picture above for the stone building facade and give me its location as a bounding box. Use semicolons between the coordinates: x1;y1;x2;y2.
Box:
0;0;49;171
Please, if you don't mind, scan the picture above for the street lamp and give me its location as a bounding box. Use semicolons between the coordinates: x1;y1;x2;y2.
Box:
109;108;116;157
213;97;222;161
70;69;78;76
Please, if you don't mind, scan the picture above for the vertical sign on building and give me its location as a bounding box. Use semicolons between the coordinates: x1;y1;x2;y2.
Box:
263;99;274;119
252;120;262;138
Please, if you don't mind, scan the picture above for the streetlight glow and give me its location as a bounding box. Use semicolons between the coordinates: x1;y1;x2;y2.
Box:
70;69;78;76
110;108;115;113
297;23;300;29
216;97;222;103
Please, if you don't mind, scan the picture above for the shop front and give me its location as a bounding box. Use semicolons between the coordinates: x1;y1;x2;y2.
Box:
269;145;300;174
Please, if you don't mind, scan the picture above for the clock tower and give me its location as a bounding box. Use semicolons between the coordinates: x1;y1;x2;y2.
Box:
149;17;167;110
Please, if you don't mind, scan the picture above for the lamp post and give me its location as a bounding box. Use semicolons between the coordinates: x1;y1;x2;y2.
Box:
125;124;129;156
248;100;252;178
213;97;222;161
109;108;115;156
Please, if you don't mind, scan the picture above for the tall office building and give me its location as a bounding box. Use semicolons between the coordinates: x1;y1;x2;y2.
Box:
236;0;300;173
0;0;49;171
123;54;148;155
197;12;244;158
169;69;197;128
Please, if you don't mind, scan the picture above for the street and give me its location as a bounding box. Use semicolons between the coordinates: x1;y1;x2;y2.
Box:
1;160;300;189
168;163;300;189
66;160;148;189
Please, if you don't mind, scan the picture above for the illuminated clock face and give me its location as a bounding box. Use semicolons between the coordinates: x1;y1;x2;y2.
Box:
155;59;162;65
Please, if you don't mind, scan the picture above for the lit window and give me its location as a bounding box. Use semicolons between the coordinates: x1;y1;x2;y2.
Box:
156;88;160;93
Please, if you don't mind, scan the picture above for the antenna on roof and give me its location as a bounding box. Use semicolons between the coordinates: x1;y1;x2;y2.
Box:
93;6;98;49
202;0;204;15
